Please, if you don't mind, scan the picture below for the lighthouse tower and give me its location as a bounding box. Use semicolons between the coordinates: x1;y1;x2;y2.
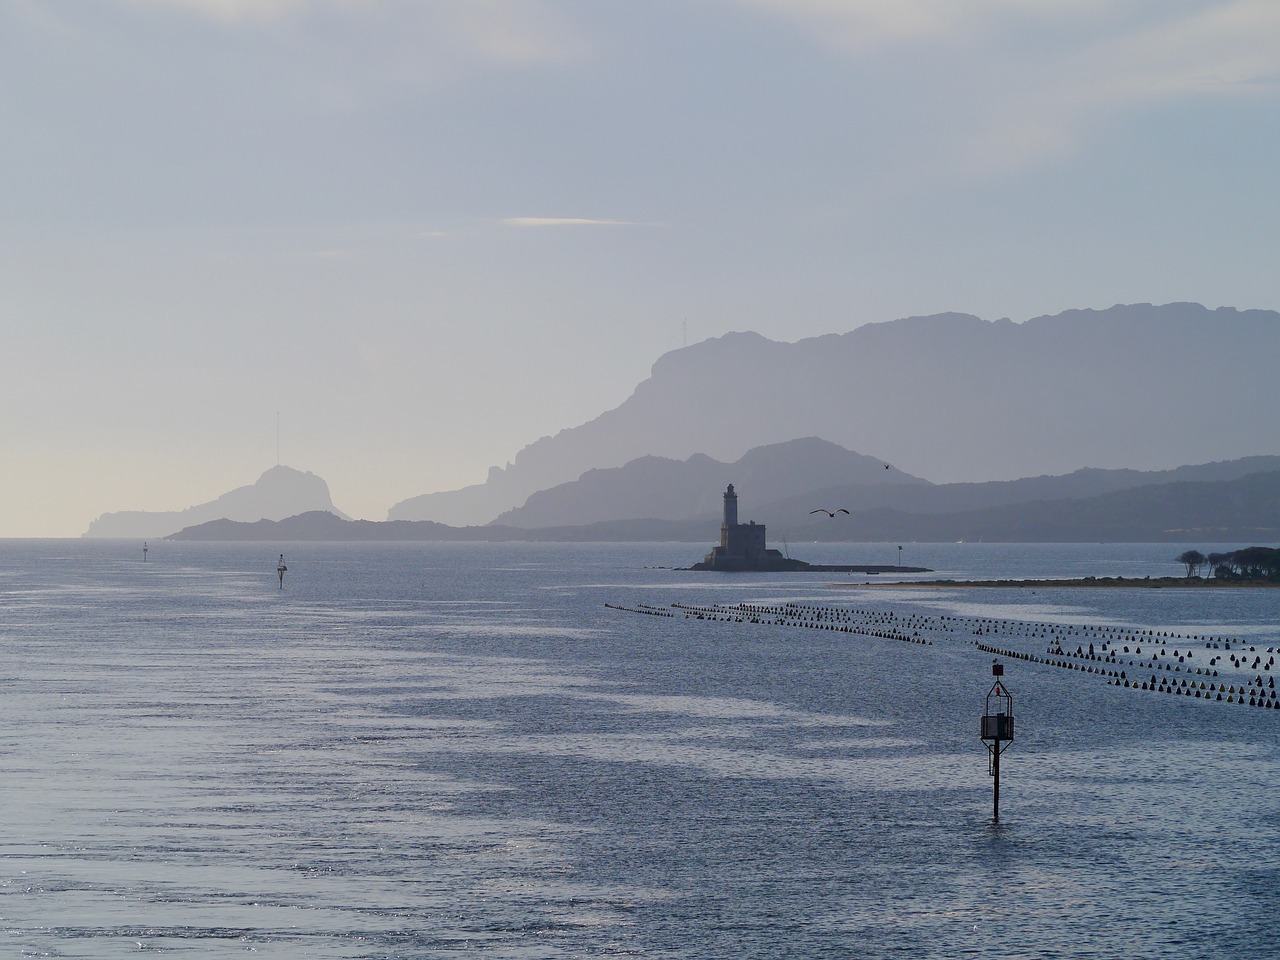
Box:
710;484;765;564
722;483;739;531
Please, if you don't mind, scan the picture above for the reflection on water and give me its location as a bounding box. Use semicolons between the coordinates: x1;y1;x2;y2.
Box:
0;540;1276;958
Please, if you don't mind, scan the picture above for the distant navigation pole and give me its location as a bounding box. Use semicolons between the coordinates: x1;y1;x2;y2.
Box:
980;661;1015;823
143;542;148;562
277;554;287;590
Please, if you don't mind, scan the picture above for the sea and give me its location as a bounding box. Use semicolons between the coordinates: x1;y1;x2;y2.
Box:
0;539;1276;959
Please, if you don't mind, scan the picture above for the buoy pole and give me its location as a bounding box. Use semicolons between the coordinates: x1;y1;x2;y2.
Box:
992;732;1001;823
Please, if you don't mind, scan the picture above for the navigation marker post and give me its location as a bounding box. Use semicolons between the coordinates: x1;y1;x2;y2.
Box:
277;554;287;590
980;661;1014;822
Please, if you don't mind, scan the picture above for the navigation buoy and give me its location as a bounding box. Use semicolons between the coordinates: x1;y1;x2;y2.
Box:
142;542;148;562
980;661;1015;823
277;554;287;590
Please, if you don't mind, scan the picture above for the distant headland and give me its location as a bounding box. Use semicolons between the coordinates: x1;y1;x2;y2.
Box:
85;466;350;540
855;576;1280;589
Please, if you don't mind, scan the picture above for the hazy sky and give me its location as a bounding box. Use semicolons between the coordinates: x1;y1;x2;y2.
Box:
4;0;1278;536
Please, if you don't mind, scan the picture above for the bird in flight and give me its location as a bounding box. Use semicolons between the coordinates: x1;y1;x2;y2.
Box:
809;508;850;517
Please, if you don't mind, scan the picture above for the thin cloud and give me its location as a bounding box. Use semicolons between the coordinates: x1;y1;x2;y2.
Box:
963;0;1280;172
121;0;313;22
446;0;586;66
733;0;1110;49
736;0;1280;175
1085;0;1280;98
121;0;588;66
502;217;637;228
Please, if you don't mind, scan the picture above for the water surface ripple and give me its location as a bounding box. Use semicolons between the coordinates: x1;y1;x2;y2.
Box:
0;541;1276;958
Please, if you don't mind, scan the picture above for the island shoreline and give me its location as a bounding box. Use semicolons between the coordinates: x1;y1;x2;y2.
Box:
836;576;1279;589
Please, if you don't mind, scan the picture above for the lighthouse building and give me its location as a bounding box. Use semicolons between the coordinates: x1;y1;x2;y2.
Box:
692;484;804;571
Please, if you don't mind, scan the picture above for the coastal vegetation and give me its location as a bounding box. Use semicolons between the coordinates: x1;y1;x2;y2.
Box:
1178;546;1280;581
1177;550;1208;577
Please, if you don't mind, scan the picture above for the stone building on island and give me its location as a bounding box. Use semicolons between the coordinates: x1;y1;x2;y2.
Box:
690;484;933;573
691;484;811;571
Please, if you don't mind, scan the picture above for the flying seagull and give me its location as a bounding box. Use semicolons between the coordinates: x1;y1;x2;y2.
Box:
809;508;850;518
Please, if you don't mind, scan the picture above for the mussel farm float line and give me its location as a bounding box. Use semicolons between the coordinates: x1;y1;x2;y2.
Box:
671;601;931;645
603;602;675;618
604;601;1278;714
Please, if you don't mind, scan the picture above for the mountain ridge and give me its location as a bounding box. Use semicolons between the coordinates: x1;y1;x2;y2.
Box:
389;303;1280;526
493;440;1280;530
491;437;927;528
170;466;1280;545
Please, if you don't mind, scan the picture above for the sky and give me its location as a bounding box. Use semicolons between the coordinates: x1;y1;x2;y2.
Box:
3;0;1278;537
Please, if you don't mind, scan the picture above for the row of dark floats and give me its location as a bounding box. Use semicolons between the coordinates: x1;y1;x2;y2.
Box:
605;600;1279;712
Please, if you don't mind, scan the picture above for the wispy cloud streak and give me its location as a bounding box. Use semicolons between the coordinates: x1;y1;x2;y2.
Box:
502;217;637;228
963;0;1280;170
732;0;1280;173
121;0;587;66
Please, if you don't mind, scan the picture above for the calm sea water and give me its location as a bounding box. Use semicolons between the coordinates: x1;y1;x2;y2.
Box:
0;540;1276;959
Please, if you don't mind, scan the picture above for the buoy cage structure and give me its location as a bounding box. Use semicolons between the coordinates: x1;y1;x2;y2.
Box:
980;662;1014;821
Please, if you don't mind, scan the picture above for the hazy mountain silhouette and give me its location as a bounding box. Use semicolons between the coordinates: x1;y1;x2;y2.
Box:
168;510;708;543
389;303;1280;525
492;444;1280;532
752;455;1280;534
791;469;1280;543
168;511;458;542
491;438;927;528
172;467;1280;544
83;465;351;539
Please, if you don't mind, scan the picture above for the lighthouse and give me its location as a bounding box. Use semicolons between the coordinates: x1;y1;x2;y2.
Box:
693;484;787;570
722;484;739;533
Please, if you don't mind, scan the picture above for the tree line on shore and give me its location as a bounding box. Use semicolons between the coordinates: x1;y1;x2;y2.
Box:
1176;546;1280;580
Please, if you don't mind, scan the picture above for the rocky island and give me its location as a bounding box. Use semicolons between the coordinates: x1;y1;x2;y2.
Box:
690;485;930;573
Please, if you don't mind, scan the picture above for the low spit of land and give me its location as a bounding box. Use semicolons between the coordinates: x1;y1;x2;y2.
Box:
849;576;1280;589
